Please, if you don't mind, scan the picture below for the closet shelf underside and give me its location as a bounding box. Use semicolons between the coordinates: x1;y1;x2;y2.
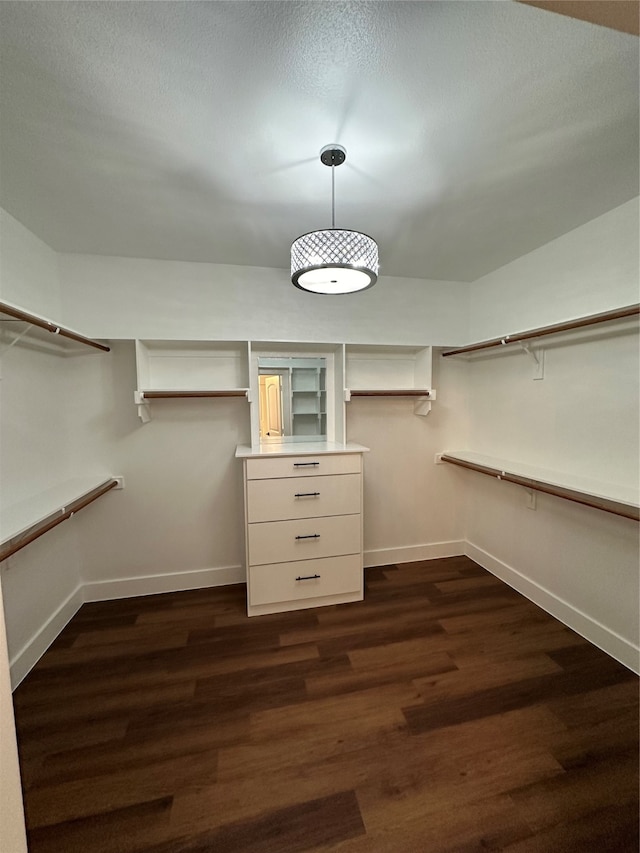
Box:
1;477;118;561
441;451;639;521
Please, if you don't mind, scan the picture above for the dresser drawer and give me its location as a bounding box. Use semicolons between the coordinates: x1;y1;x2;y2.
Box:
246;453;361;480
248;514;361;566
247;473;360;523
249;555;362;605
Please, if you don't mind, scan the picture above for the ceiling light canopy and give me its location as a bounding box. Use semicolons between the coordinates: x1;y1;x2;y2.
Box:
291;145;379;295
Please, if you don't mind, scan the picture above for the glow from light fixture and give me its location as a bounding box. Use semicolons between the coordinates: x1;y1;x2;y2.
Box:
291;146;378;294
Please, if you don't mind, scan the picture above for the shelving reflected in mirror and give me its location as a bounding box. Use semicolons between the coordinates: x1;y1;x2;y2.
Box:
258;357;326;441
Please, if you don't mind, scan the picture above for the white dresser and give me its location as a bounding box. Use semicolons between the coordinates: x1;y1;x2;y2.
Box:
236;442;368;616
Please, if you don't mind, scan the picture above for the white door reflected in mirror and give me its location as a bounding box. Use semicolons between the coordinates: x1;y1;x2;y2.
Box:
259;374;284;437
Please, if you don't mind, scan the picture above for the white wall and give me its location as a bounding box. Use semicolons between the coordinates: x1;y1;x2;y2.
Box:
58;253;470;346
75;342;251;599
0;212;114;684
349;353;468;565
468;197;639;341
0;209;61;318
459;199;639;671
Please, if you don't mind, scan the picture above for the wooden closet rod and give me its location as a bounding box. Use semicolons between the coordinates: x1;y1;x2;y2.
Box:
0;302;110;352
0;480;118;562
442;304;639;357
441;455;639;522
140;390;247;398
349;390;431;397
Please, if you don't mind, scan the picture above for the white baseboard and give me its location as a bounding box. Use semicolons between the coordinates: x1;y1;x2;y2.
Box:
12;544;639;687
364;540;465;568
9;584;84;689
465;541;640;675
83;564;245;602
10;566;245;687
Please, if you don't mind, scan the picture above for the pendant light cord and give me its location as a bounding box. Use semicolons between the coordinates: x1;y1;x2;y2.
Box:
331;163;335;229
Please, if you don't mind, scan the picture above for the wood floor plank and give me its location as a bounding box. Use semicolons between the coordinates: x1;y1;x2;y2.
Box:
70;622;195;648
437;601;550;635
16;680;196;733
13;664;181;707
306;650;456;700
24;749;219;828
34;715;247;788
217;683;418;782
315;620;448;658
26;796;173;853
279;609;445;648
348;636;454;671
327;794;534;853
15;649;172;696
402;656;634;735
11;557;638;853
353;719;564;838
412;653;564;704
123;697;253;743
445;623;589;666
549;710;639;771
433;574;507;593
159;790;365;853
15;718;129;765
162;640;322;681
174;718;438;840
508;747;639;832
194;651;351;708
546;678;640;728
30;628;191;668
214;707;562;833
501;801;640;853
170;755;372;840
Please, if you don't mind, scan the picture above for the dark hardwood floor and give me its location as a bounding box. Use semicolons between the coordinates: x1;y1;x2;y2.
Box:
12;557;639;852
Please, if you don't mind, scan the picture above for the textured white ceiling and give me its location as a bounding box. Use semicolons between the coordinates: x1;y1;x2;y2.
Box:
0;1;637;282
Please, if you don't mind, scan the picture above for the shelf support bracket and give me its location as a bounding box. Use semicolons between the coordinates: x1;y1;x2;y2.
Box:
519;343;544;380
134;390;151;423
414;388;436;416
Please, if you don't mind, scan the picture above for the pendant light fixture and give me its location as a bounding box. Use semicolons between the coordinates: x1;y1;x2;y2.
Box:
291;145;379;294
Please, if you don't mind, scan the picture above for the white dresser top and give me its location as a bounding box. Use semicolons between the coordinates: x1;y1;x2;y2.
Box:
235;441;369;459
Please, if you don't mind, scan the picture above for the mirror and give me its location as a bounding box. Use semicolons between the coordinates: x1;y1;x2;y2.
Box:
258;357;326;441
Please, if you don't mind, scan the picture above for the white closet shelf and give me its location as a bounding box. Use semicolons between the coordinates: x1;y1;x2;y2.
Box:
439;451;639;522
0;300;110;353
0;476;121;561
134;339;252;420
441;303;639;358
343;345;435;416
134;339;438;427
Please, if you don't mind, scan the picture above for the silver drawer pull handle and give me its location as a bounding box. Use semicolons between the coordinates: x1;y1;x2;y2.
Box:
294;492;320;498
296;574;321;581
295;534;320;540
293;461;320;467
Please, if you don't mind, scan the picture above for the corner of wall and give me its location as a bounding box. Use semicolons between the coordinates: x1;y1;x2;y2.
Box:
0;207;62;319
467;197;640;341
